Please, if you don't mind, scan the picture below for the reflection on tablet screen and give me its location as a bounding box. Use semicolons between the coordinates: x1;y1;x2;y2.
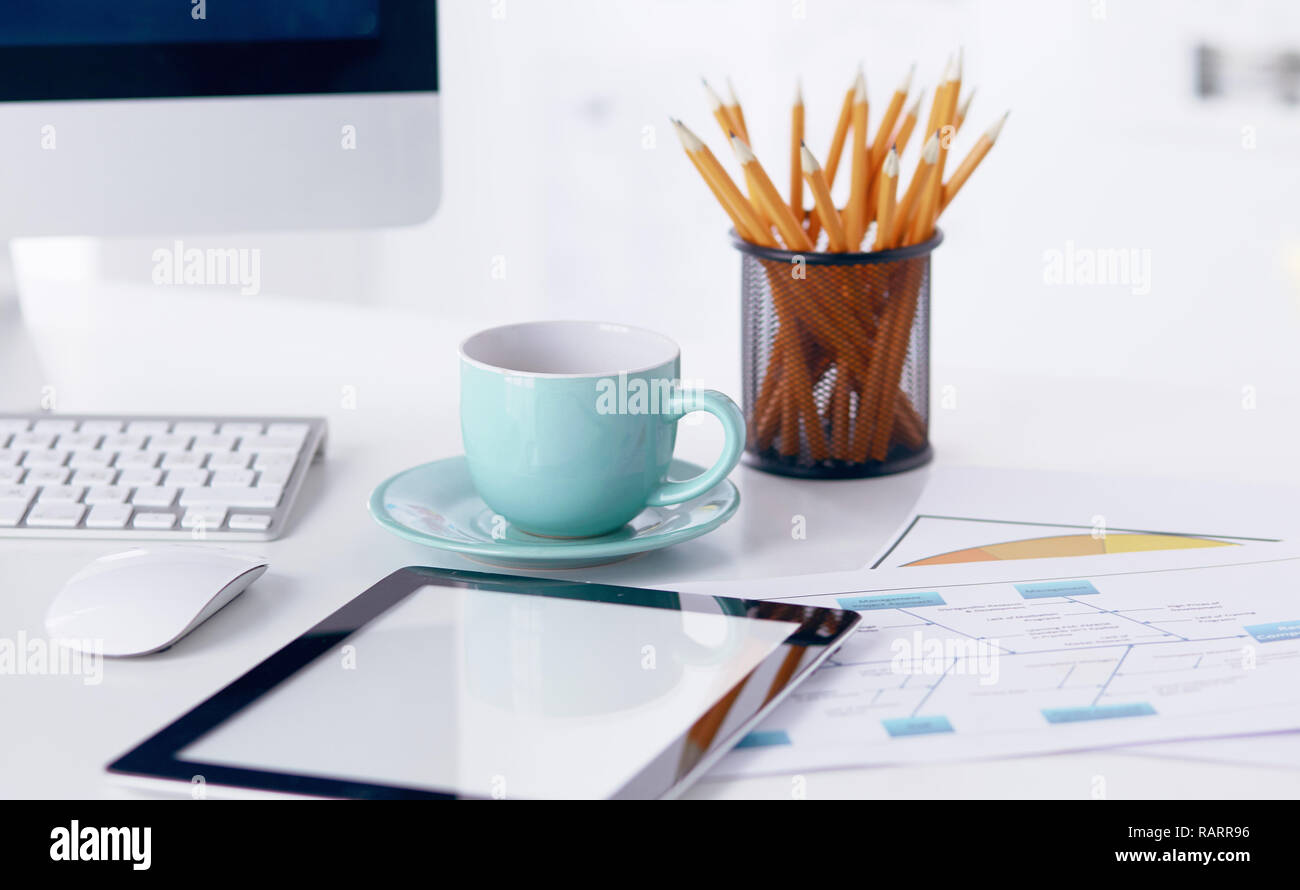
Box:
182;584;798;799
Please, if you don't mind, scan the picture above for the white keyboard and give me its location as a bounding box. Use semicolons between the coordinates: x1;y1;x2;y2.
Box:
0;414;326;541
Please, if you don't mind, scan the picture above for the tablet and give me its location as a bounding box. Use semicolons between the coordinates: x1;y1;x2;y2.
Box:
109;566;859;799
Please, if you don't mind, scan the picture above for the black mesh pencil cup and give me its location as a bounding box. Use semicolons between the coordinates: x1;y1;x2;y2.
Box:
736;229;941;478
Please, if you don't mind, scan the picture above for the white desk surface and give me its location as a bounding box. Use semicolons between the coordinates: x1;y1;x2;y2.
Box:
4;281;1300;800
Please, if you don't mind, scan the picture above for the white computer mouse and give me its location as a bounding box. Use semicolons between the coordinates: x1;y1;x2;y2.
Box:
45;547;268;657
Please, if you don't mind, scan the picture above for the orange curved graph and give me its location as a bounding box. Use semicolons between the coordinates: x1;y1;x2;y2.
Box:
904;533;1234;567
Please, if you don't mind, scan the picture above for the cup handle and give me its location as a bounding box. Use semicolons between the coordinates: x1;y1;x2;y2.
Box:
645;389;745;507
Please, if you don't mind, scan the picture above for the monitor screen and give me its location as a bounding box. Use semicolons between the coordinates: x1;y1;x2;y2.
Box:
0;0;436;101
0;2;380;47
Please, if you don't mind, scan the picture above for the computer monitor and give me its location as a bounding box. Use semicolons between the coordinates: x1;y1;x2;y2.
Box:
0;0;440;239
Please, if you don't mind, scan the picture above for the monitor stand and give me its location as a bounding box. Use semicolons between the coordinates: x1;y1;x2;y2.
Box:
0;241;50;413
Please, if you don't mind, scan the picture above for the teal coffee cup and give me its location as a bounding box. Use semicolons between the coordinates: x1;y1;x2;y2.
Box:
460;321;745;538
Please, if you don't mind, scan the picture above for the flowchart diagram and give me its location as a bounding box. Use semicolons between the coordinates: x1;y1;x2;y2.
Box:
716;556;1300;777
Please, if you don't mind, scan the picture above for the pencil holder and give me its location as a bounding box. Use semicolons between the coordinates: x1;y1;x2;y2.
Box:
735;229;941;478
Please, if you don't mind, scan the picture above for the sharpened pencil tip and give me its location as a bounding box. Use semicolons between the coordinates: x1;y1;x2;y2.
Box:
702;78;724;110
883;148;900;177
899;62;916;94
922;131;940;162
958;88;976;118
730;132;756;163
725;76;741;106
799;143;821;173
986;110;1009;142
907;90;924;116
673;119;706;153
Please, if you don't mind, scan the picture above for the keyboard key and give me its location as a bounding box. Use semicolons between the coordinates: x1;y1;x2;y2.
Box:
32;419;78;435
84;485;130;504
182;507;227;529
206;451;250;470
85;504;132;528
56;432;101;451
68;450;114;469
102;433;146;452
12;432;55;450
161;452;203;469
0;449;22;466
127;421;170;435
164;468;209;487
25;466;69;485
21;449;69;468
0;466;24;484
148;433;192;451
210;469;255;487
252;452;296;471
0;500;29;527
256;467;292;486
0;484;37;503
237;435;303;454
228;513;272;531
38;485;85;502
179;484;282;508
78;419;124;434
192;434;237;453
27;502;85;527
115;450;160;469
131;486;177;507
0;419;31;435
173;421;216;436
132;511;176;530
220;422;264;437
71;467;117;485
116;468;162;486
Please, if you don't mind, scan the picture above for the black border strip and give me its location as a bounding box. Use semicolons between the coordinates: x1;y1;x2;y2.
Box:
0;0;437;101
731;227;942;265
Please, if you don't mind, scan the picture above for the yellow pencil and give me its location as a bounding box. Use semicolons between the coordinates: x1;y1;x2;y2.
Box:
954;88;975;133
824;78;856;186
731;134;813;251
870;63;913;173
725;77;751;144
933;49;963;178
906;140;944;245
922;54;954;146
789;79;804;217
842;68;869;249
872;148;899;251
673;119;774;247
891;90;923;157
809;75;856;243
801;143;848;252
705;81;775;234
702;78;740;142
940;111;1007;210
864;66;913;227
890;131;938;247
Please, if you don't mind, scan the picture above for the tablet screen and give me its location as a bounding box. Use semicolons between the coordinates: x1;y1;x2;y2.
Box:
180;582;801;799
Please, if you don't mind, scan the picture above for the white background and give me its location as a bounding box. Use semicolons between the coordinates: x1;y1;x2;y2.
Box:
19;0;1300;388
5;0;1300;800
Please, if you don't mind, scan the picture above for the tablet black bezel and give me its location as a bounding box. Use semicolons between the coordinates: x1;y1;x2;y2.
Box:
107;566;860;800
